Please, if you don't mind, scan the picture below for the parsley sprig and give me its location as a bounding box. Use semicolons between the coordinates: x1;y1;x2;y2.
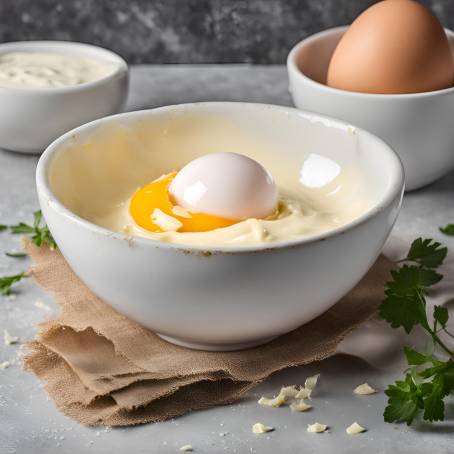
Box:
5;251;27;258
0;210;56;296
440;224;454;236
0;272;29;296
9;210;56;250
379;238;454;425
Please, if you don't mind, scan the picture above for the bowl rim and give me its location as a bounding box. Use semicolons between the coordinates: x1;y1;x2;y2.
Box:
36;101;405;254
0;40;128;94
287;26;454;99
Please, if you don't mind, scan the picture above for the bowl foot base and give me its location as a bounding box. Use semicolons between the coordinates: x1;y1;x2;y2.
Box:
156;333;278;351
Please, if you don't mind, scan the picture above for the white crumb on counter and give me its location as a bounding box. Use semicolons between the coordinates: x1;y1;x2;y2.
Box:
3;329;19;345
307;422;327;433
354;383;377;395
0;361;11;370
305;374;320;390
346;422;366;434
258;374;320;408
258;394;286;407
34;300;51;311
252;423;274;434
295;387;311;399
179;444;193;452
295;374;320;399
279;385;299;400
290;399;312;412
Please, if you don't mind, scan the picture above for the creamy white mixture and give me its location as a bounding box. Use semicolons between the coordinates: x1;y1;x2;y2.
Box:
49;116;372;248
0;52;117;88
95;189;365;247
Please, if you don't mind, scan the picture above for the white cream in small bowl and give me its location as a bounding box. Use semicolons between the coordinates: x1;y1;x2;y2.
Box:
36;102;404;351
0;41;128;153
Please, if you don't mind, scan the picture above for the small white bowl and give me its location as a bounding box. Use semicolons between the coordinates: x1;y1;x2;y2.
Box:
288;27;454;191
0;41;129;154
36;102;404;351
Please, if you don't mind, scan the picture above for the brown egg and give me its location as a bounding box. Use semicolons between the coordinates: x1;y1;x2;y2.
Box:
327;0;454;94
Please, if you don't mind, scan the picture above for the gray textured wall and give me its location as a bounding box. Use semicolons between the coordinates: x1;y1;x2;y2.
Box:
0;0;453;64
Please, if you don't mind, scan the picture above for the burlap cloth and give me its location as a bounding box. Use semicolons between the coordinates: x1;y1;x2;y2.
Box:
23;241;392;426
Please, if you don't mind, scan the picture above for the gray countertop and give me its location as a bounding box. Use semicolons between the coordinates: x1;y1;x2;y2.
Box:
1;65;453;454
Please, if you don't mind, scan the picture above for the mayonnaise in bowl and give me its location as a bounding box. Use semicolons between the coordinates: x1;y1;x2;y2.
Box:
0;51;118;89
48;110;373;248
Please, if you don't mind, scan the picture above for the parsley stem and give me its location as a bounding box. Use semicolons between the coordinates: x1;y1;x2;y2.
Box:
428;305;453;357
430;331;454;357
381;238;453;425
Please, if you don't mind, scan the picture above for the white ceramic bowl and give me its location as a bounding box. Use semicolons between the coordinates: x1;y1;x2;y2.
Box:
0;41;129;154
36;102;404;351
288;27;454;191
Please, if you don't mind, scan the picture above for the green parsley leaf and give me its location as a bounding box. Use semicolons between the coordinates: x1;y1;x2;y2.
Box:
421;365;454;422
9;210;56;250
33;210;43;228
0;272;28;296
380;265;445;333
0;224;7;232
404;238;447;268
404;347;431;366
423;384;445;422
381;238;454;426
384;374;421;425
380;292;428;333
5;251;27;258
440;224;454;236
433;305;449;328
420;364;447;380
379;265;437;333
387;265;442;293
10;223;35;234
442;361;454;390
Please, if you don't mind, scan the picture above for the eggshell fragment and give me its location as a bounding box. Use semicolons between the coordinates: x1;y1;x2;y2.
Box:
252;423;274;434
354;383;377;395
290;399;312;412
307;422;327;433
346;422;366;434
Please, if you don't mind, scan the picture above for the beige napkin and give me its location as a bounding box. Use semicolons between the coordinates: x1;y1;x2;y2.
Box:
23;242;392;426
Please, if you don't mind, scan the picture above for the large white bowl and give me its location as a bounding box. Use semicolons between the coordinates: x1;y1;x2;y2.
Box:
288;27;454;191
0;41;129;154
36;102;404;351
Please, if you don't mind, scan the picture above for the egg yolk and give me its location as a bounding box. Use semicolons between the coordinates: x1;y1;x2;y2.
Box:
130;172;237;233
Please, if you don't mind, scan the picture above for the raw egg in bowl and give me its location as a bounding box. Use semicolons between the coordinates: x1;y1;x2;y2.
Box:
36;103;404;351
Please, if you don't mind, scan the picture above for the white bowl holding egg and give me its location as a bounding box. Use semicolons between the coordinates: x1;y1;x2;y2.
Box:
288;26;454;191
36;102;404;351
0;41;128;154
